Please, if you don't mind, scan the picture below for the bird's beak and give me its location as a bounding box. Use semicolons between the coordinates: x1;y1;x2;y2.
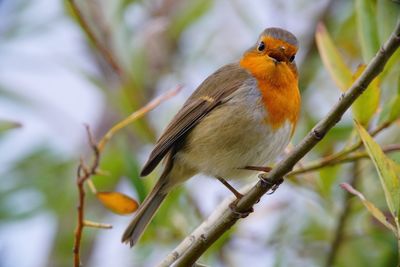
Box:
267;50;286;64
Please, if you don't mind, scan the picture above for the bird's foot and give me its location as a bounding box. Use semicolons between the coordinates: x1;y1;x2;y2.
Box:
217;176;243;199
229;200;254;218
258;174;284;195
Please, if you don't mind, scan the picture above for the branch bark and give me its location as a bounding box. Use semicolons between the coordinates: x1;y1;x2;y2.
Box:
162;20;400;267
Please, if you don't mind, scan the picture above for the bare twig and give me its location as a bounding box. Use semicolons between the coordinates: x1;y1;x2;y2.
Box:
289;143;400;176
97;86;182;152
299;121;392;172
67;0;124;76
164;20;400;266
84;220;113;229
72;88;180;267
73;126;99;267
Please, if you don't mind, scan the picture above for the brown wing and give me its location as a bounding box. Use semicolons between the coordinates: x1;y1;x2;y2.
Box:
140;63;252;176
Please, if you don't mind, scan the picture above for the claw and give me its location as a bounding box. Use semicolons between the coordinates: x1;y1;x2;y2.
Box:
267;180;283;195
229;200;254;218
258;175;284;195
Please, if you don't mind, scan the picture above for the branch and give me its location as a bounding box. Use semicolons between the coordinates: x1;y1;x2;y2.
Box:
158;191;238;267
164;20;400;266
67;0;124;76
73;126;100;267
97;86;182;152
288;143;400;176
295;121;391;174
73;87;180;267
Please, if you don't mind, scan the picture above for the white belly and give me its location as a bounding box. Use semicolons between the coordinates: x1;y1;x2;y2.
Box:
176;82;292;180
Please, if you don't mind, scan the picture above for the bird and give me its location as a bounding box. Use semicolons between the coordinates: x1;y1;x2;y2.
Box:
122;27;301;247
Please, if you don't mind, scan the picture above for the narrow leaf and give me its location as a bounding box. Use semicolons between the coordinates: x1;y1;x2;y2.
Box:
0;120;22;133
379;75;400;124
96;191;138;215
379;95;400;124
315;23;353;91
315;24;380;126
377;0;400;43
351;64;380;126
355;0;380;62
340;183;397;234
355;122;400;220
169;0;213;39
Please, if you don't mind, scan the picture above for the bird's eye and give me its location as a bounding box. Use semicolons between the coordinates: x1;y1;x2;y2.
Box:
257;41;265;52
289;55;295;62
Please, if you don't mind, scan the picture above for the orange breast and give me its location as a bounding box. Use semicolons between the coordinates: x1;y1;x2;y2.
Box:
240;56;301;133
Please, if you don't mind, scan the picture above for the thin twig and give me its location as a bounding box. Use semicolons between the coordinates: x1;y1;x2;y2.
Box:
67;0;124;76
84;220;113;229
164;20;400;266
73;88;180;267
320;122;391;162
97;86;182;152
289;143;400;176
73;126;99;267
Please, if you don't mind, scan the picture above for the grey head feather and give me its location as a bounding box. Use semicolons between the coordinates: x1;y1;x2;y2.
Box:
262;27;298;47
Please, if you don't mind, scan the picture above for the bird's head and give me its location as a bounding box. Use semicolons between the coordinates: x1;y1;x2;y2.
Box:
240;27;299;81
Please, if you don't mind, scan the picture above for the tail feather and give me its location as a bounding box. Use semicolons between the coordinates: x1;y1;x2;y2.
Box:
121;179;168;247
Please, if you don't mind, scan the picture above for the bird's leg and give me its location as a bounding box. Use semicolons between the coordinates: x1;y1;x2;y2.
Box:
242;165;272;172
216;176;243;199
216;176;254;218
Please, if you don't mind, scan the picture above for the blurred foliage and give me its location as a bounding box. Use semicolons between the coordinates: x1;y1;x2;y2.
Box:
0;0;399;267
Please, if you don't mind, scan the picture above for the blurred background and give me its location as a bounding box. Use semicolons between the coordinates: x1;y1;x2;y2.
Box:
0;0;399;266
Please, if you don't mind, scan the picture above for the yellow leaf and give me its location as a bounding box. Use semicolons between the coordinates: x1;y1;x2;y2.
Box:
340;183;397;234
316;24;380;126
355;122;400;220
355;0;380;62
315;23;353;92
351;65;380;126
96;192;138;215
379;75;400;124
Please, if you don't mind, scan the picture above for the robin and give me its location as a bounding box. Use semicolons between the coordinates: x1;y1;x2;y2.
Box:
122;27;300;246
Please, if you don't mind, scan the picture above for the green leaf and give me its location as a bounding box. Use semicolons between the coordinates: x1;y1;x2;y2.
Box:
355;0;380;62
0;120;22;133
351;64;380;126
315;23;353;91
355;122;400;221
116;0;141;16
168;0;213;39
340;183;397;234
317;166;339;198
379;95;400;124
377;0;400;43
315;24;380;126
379;75;400;124
123;146;147;202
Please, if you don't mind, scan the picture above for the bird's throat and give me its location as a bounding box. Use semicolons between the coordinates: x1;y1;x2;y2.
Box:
258;76;300;134
240;58;301;132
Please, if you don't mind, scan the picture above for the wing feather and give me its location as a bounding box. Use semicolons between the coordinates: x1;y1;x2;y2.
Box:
141;63;252;176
